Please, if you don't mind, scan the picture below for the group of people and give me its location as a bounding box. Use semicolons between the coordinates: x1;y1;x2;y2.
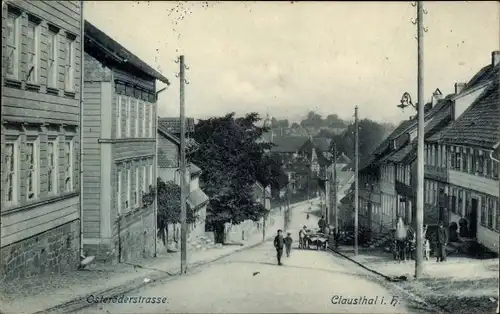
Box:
273;229;293;265
394;217;448;262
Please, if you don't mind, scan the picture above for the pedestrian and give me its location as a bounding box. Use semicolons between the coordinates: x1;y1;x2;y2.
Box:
284;232;293;257
298;226;306;249
274;229;285;265
318;215;326;233
306;213;310;220
436;221;448;262
395;217;407;261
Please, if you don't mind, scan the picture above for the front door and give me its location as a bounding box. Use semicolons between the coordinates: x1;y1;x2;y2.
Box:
470;198;478;238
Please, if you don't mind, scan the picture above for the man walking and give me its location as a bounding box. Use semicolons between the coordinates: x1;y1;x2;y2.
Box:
437;221;448;262
274;229;285;265
284;232;293;257
318;215;326;233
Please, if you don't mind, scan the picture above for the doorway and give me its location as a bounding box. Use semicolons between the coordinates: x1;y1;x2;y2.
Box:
470;198;478;238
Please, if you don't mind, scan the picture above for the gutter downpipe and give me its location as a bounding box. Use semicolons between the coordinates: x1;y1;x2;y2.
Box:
154;86;168;257
79;0;85;260
490;143;499;164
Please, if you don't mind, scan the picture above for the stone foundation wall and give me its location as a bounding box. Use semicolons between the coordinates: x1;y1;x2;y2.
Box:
1;220;80;282
112;207;155;263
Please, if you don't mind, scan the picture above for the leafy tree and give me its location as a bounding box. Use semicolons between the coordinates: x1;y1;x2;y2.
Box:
291;122;300;129
190;112;283;243
143;178;198;246
300;111;323;128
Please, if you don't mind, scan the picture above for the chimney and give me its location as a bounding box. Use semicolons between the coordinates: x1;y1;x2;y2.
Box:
492;51;500;67
432;92;443;106
454;82;466;94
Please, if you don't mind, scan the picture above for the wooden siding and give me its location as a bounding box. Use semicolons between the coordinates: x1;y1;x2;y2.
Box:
157;133;179;168
113;68;155;93
449;170;499;197
82;81;101;238
2;1;82;106
1;195;79;246
111;92;156;141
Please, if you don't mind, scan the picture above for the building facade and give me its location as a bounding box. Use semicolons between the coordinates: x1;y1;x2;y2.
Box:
156;126;209;243
81;21;169;263
1;1;83;281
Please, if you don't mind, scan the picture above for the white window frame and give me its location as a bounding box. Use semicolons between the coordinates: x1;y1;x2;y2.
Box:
135;99;140;138
126;97;131;137
142;165;147;194
26;138;40;201
142;102;147;138
3;138;19;207
149;103;154;138
47;138;59;195
6;11;20;80
126;168;131;211
47;26;59;88
26;18;40;84
117;169;123;215
135;166;140;207
64;35;75;91
116;95;122;138
64;138;74;192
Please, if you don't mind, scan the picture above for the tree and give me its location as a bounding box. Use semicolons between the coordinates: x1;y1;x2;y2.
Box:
190;112;283;243
143;178;198;246
300;111;323;128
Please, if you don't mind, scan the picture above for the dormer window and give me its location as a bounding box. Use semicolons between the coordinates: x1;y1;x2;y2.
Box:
392;140;397;150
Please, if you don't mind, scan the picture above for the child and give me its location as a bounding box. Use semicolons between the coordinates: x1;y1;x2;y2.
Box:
424;238;431;260
284;232;293;257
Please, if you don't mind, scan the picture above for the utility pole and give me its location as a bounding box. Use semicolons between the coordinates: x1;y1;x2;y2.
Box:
415;1;425;279
325;170;331;226
354;106;359;256
333;142;338;232
179;55;187;274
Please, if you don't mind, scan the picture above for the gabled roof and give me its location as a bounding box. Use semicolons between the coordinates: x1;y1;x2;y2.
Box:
312;137;331;152
84;21;169;84
439;81;500;149
158;117;196;134
271;136;309;153
461;64;500;93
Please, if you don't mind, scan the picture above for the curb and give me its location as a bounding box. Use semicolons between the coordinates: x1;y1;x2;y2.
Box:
327;248;448;314
35;200;314;314
37;228;278;314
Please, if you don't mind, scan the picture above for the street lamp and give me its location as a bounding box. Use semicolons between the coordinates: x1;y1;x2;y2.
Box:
398;91;425;279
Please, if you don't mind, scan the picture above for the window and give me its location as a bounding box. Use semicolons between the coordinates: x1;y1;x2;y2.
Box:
462;148;468;172
64;35;75;91
480;196;487;226
476;151;483;175
26;139;40;200
126;97;131;137
451;188;456;213
135;166;139;207
487;197;494;229
149;103;154;138
4;140;19;206
26;19;40;84
486;158;492;177
117;170;123;214
493;161;499;179
47;27;59;88
135;100;140;137
64;139;74;192
116;96;122;138
142;102;147;137
126;168;131;211
142;166;147;194
471;150;477;174
47;139;58;195
149;165;153;188
458;189;463;216
6;12;20;79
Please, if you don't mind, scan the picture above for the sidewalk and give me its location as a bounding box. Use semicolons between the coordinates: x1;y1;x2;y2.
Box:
331;246;499;313
0;199;315;314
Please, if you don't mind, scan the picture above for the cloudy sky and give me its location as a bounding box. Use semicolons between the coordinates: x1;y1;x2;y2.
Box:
85;1;499;124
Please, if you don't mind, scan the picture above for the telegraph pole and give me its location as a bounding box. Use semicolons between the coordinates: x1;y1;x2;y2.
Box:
333;142;338;232
415;1;425;279
354;106;359;256
179;55;187;274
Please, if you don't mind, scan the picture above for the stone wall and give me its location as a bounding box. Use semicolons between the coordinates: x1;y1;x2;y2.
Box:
112;207;156;263
1;220;80;282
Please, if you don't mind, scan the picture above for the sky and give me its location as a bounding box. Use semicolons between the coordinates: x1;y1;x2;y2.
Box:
84;1;500;124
